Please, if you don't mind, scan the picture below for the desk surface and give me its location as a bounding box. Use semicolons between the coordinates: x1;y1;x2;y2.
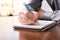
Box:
14;24;60;40
1;16;60;40
0;16;19;40
12;16;60;40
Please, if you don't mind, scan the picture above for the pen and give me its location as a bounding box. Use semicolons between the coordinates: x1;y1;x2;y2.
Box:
23;3;33;14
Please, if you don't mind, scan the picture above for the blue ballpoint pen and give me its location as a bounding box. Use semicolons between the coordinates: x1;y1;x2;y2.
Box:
23;3;33;14
23;2;38;23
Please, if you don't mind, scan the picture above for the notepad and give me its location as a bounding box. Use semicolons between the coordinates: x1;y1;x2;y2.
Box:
13;20;56;31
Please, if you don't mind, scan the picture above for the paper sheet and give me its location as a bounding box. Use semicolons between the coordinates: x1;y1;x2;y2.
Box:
14;20;55;29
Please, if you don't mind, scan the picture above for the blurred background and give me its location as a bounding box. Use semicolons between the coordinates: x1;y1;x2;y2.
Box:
0;0;31;16
0;0;53;40
0;0;53;16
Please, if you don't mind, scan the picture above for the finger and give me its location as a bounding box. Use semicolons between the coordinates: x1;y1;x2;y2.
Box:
33;12;39;20
18;11;36;24
26;12;38;21
19;16;35;25
19;13;35;25
19;12;33;21
19;10;33;19
23;9;35;20
19;11;23;16
25;12;36;20
18;12;25;22
23;15;36;24
20;19;35;25
23;9;30;14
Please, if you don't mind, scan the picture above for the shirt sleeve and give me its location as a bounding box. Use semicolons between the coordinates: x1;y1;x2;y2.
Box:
28;0;43;11
40;10;60;21
51;10;60;21
39;11;53;20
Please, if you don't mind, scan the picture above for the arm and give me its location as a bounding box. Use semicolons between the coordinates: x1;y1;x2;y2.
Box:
28;0;53;20
38;9;53;20
28;0;43;11
38;9;60;21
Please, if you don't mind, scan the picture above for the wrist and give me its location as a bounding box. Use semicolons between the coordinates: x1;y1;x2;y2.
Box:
38;9;45;19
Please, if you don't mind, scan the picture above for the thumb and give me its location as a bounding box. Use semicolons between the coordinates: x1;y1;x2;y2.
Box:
33;11;39;20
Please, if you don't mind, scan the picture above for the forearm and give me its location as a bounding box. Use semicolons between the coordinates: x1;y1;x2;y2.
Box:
38;9;53;20
28;0;54;20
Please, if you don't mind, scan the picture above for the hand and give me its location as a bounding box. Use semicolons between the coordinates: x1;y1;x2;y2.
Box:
18;9;39;25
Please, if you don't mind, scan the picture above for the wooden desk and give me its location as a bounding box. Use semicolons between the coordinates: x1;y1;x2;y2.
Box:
14;24;60;40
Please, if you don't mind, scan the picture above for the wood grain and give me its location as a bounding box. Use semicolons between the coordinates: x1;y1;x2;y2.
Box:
18;24;60;40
